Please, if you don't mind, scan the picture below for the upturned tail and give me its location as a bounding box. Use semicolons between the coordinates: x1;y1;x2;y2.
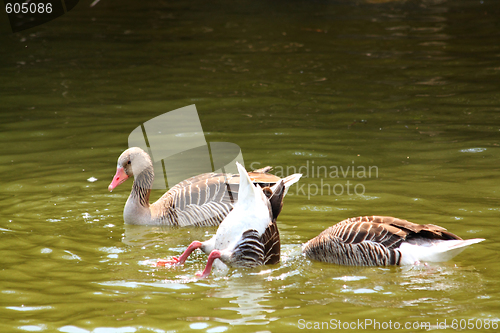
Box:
399;238;485;265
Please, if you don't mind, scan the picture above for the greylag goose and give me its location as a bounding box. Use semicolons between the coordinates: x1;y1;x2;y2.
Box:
108;147;284;226
302;216;484;266
157;162;302;278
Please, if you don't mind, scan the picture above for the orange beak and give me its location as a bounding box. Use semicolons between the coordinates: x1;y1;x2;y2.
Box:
108;167;129;191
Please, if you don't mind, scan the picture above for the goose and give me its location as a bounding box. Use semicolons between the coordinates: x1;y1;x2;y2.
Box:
108;147;284;226
302;216;484;266
157;162;302;278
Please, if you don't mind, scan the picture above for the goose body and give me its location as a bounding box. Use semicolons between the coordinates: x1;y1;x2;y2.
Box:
157;162;302;278
302;216;484;266
108;147;284;226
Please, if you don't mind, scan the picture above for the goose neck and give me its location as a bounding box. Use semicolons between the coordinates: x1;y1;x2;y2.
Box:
130;165;154;208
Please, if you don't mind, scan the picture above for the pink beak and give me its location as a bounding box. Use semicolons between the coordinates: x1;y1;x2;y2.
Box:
108;167;129;191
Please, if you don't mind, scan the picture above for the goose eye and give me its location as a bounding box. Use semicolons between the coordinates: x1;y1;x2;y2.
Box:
127;160;131;165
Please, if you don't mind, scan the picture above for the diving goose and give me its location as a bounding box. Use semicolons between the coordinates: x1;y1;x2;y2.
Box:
108;147;284;226
157;162;302;278
302;216;484;266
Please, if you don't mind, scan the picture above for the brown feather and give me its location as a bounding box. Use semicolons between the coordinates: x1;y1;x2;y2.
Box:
261;219;280;265
303;216;463;266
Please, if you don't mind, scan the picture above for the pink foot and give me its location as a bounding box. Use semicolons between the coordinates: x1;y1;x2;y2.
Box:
155;241;203;268
195;271;207;278
196;250;221;278
155;257;180;267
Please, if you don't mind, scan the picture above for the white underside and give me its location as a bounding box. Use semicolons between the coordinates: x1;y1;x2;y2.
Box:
399;238;485;265
202;163;302;267
210;163;275;254
213;190;271;253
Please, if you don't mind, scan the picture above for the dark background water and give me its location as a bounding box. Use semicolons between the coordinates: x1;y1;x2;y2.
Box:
1;0;499;332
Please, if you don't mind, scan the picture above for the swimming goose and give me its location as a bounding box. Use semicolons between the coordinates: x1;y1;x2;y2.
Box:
302;216;484;266
157;162;302;278
108;147;283;226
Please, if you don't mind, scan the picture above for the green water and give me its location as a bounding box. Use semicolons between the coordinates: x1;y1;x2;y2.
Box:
1;0;499;332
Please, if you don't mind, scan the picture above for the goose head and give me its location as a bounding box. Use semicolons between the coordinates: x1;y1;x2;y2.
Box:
108;147;152;191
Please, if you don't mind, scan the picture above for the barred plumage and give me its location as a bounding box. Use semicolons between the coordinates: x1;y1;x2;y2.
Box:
109;147;283;226
194;162;297;277
303;216;484;266
227;180;284;268
156;162;302;278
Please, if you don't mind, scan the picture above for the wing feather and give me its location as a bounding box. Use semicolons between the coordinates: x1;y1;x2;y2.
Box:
303;216;462;266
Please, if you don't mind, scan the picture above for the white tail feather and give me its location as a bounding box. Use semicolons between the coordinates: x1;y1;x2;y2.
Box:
272;173;302;196
236;162;261;203
399;238;484;265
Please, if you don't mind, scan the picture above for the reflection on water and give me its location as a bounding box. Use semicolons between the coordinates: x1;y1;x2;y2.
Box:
212;278;276;325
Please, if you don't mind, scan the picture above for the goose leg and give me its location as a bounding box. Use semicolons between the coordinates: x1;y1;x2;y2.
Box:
156;241;202;267
196;250;221;278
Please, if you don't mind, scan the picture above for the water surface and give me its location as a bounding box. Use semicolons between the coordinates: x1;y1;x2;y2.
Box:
1;0;499;332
